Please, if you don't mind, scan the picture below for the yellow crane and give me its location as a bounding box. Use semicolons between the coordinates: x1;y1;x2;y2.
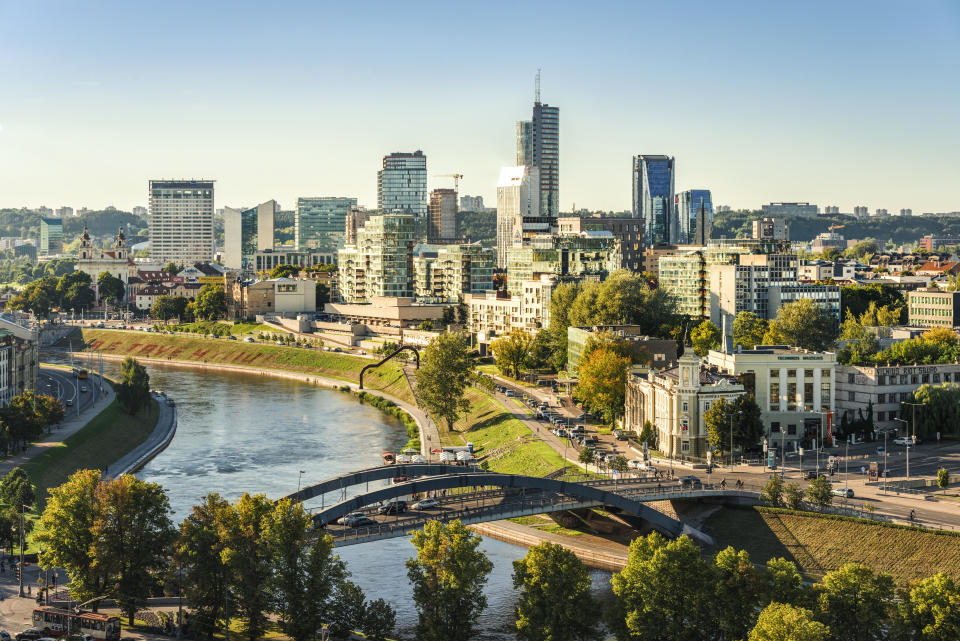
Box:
434;173;463;193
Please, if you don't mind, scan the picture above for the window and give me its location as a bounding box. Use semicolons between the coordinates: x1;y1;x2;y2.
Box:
878;375;886;385
770;369;780;379
787;382;797;411
945;373;952;382
922;374;930;383
848;391;856;402
877;393;885;404
848;373;855;383
804;369;814;378
788;369;797;378
770;381;780;411
934;373;942;383
877;411;886;421
912;375;919;384
787;424;797;435
682;401;689;413
681;441;690;452
771;421;781;433
804;382;814;411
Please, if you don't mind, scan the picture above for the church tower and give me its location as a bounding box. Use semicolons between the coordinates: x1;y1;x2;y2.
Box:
114;226;127;260
78;227;93;260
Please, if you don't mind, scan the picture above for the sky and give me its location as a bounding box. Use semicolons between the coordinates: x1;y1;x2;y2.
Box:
1;1;958;214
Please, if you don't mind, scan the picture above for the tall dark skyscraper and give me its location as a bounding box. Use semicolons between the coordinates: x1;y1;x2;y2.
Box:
632;155;675;245
516;74;559;220
676;189;713;245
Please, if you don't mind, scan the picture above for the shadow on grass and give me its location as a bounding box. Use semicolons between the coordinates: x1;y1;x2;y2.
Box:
704;505;801;567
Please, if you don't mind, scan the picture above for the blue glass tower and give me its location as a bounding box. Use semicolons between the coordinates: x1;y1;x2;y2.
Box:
632;155;676;245
676;189;713;244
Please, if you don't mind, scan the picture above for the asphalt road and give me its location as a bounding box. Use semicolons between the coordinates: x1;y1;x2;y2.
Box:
39;367;99;415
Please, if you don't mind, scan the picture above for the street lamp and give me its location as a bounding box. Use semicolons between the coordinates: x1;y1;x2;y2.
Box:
902;401;923;444
296;470;306;495
893;417;910;480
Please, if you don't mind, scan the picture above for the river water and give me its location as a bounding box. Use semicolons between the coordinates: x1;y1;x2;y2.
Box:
72;359;613;640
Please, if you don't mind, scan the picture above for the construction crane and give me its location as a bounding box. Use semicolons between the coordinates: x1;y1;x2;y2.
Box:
829;224;845;231
434;173;463;193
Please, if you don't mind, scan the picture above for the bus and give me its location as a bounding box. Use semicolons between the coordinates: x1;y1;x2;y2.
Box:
32;606;121;641
72;367;90;379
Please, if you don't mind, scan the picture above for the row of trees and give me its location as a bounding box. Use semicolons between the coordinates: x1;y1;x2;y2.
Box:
150;284;227;322
6;269;127;317
0;390;65;455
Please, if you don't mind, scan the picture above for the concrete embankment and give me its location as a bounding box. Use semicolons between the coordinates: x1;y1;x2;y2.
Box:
105;394;178;477
469;520;629;571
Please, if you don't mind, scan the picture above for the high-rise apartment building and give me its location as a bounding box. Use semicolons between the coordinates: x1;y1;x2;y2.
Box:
223;200;276;269
751;217;789;241
54;206;73;218
557;216;644;271
337;214;416;303
345;208;372;246
506;234;621;296
675;190;713;244
496;166;541;267
853;205;869;218
295;197;358;250
460;195;485;212
823;206;840;215
900;208;913;216
516;92;559;219
632;155;676;245
148;179;215;265
428;189;458;243
40;217;63;255
413;243;496;303
377;151;427;238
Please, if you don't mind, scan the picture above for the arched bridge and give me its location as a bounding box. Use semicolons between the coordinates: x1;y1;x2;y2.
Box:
288;464;758;547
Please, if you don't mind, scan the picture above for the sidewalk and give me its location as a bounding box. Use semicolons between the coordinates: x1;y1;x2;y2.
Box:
105;397;177;477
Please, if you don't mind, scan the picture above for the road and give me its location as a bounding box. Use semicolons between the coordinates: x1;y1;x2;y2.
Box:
39;367;100;416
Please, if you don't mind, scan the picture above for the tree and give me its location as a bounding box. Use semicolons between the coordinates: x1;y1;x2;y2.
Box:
805;476;833;508
638;420;657;449
610;532;716;641
691;320;721;357
578;447;595;472
762;299;836;351
575;345;630;424
7;275;58;317
762;558;809;608
268;264;299;279
749;603;830;641
57;271;95;310
162;262;181;274
177;494;230;640
894;573;960;641
714;546;762;641
734;311;768;350
315;282;330;308
151;295;179;321
525;330;554;371
90;475;175;624
116;356;150;415
783;483;805;510
547;282;581;370
512;542;601;641
815;563;895;641
704;395;764;456
406;519;494;641
415;332;473;431
97;271;126;304
938;467;950;492
0;467;33;510
490;329;533;379
610;455;629;475
219;493;274;641
194;284;226;321
760;473;785;507
361;598;397;641
327;580;367;640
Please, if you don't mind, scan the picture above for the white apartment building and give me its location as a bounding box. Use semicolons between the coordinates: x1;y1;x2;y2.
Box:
496;166;540;268
148;179;215;266
466;276;554;346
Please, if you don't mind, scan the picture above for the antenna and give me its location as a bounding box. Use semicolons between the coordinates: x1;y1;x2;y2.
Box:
535;68;541;103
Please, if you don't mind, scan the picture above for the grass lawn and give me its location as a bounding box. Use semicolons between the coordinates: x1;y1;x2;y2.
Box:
79;329;413;404
706;506;960;585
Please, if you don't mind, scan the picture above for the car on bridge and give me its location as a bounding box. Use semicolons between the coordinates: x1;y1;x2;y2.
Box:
339;512;367;526
677;475;703;489
377;499;407;515
412;498;439;510
349;516;377;528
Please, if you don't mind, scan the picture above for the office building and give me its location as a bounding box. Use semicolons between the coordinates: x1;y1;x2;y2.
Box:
466;276;555;341
707;346;837;450
39;217;63;255
675;190;713;245
658;244;754;318
624;350;745;459
337;214;416;303
377;151;427;237
345;208;372;246
460;195;485;211
516;120;533;167
567;326;676;373
558;216;644;271
516;95;560;219
148;179;215;265
632;155;676;245
751;217;789;241
413;243;495;303
250;248;336;273
505;233;621;296
761;202;818;217
823;206;840;215
427;189;458;243
496;165;541;267
223;200;276;270
295;197;357;251
907;290;960;328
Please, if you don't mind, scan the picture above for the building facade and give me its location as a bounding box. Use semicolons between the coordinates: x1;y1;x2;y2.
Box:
250;249;337;273
496;165;541;267
466;277;555;340
378;151;427;237
675;190;713;245
40;217;63;255
761;202;818;217
427;189;458;243
751;218;789;241
148;179;215;265
0;315;39;401
658;245;751;318
505;233;621;296
345;208;372;246
295;197;358;251
517;100;560;218
337;214;416;303
557;216;644;271
907;289;960;327
223;200;276;269
413;244;495;303
566;325;677;373
75;226;133;288
226;277;317;320
632;155;676;245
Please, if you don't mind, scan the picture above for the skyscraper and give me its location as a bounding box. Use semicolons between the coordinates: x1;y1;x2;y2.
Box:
295;197;358;250
337;214;416;303
223;200;276;269
148;179;215;265
515;76;559;219
496;166;540;268
676;189;713;245
428;189;458;243
40;217;63;255
632;156;675;246
377;151;427;238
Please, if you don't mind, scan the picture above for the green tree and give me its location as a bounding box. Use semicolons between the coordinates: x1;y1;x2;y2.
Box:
0;467;33;510
97;271;126;304
762;558;809;608
194;284;226;320
150;295;179;321
841;283;904;324
415;332;473;430
893;572;960;641
805;476;833;508
937;467;950;492
57;270;95;310
691;320;721;357
815;563;895;641
177;494;230;640
714;546;762;641
268;264;299;279
512;542;600;641
578;446;595;472
327;580;367;640
610;455;629;475
525;329;554;371
749;603;830;641
760;473;785;507
361;598;397;641
490;329;533;379
783;483;805;510
116;356;150;415
610;532;715;641
315;282;330;308
91;474;175;624
704;395;764;456
7;275;58;317
547;282;581;370
762;298;836;351
575;345;630;424
733;311;768;350
638;420;657;449
162;262;181;274
406;519;494;641
219;493;274;641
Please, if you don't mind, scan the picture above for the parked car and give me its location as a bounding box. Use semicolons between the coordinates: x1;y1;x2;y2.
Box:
350;516;377;528
245;337;255;342
614;429;627;441
377;499;407;515
893;437;911;446
0;631;12;641
339;512;366;526
804;471;824;480
412;498;439;510
14;630;42;641
832;487;855;498
876;446;886;455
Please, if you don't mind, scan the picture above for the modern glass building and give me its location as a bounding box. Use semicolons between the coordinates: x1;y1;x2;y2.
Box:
337;214;416;303
632;155;676;245
496;166;540;268
516;101;559;219
377;151;427;238
40;217;63;255
505;233;621;296
675;189;713;245
295;197;358;251
427;189;457;243
148;179;215;265
223;200;275;269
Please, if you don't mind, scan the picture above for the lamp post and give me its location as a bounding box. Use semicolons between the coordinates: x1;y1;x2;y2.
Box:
893;417;910;480
903;401;923;444
18;503;27;597
296;470;305;495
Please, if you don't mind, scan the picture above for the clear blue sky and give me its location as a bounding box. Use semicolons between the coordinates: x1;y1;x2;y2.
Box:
1;1;958;213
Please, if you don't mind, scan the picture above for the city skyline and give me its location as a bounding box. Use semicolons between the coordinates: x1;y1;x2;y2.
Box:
0;2;958;212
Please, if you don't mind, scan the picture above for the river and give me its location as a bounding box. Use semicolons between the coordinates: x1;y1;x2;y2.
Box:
68;358;613;640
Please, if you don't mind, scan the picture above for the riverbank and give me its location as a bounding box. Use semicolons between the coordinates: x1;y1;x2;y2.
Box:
105;394;178;477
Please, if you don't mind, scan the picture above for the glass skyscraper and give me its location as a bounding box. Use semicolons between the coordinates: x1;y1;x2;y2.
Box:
223;200;275;269
377;151;427;238
675;189;713;245
632;155;676;246
295;197;358;250
516;101;559;219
